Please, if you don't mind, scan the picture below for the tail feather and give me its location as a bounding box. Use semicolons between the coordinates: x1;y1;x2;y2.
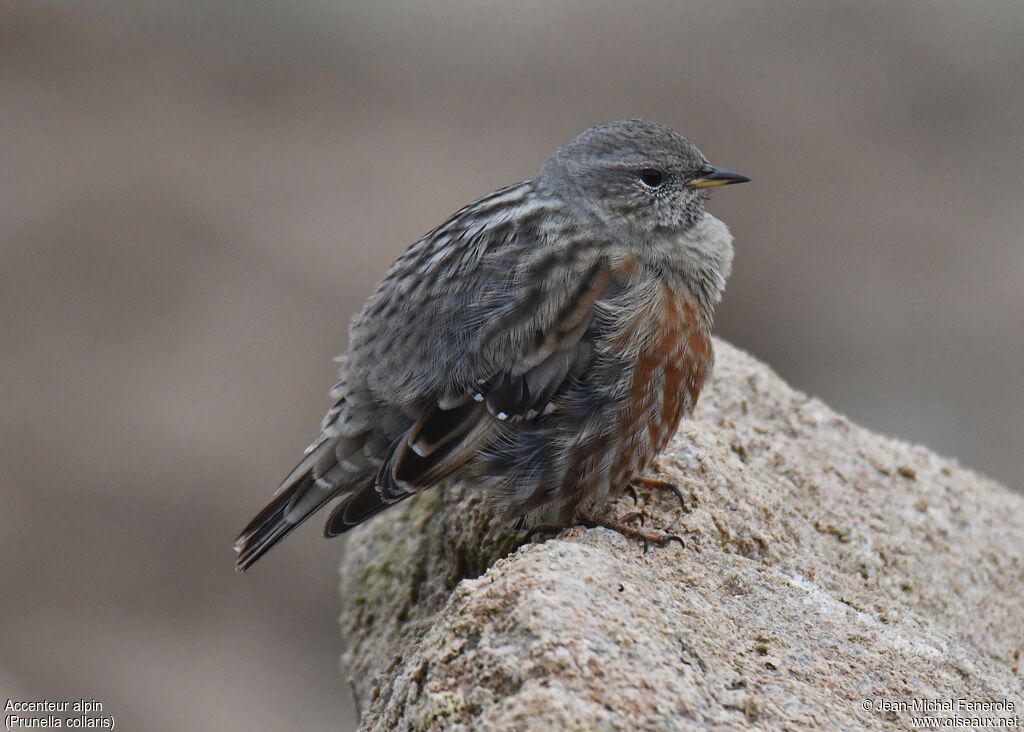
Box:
323;481;408;537
234;472;335;571
234;426;405;569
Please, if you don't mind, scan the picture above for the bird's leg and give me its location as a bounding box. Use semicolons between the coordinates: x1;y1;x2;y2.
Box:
576;511;684;554
631;475;687;511
521;513;644;545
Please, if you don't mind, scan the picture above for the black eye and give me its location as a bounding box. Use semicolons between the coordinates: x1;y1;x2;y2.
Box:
639;168;665;188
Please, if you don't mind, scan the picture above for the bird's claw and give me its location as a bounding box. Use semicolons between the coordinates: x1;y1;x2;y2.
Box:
620;511;645;527
655;534;685;549
631;476;687;511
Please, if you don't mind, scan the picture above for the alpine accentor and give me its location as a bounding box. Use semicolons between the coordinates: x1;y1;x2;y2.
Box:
235;119;747;570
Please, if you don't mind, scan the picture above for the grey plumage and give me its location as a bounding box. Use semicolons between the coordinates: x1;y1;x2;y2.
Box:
234;119;747;571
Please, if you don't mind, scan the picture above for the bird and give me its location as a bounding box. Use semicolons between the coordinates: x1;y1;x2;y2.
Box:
234;119;748;571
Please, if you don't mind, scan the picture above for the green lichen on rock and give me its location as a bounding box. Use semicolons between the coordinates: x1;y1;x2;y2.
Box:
340;482;525;712
414;690;465;731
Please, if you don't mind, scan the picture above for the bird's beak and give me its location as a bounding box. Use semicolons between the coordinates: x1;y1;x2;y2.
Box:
685;166;751;189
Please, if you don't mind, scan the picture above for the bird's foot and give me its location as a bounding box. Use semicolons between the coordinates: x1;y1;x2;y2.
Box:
630;475;687;511
576;512;684;554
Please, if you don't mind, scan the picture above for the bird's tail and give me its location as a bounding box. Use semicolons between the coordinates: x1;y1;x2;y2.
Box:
234;424;414;570
233;464;339;572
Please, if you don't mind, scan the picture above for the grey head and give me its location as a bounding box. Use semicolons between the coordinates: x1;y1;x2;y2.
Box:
537;119;748;235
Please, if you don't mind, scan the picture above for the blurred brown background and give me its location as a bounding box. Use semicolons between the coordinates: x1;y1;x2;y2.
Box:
2;1;1022;730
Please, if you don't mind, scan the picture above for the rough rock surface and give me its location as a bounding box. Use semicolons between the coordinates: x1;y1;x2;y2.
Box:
338;340;1024;730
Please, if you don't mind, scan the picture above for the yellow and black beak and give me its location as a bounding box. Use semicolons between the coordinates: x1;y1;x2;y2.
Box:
685;166;750;189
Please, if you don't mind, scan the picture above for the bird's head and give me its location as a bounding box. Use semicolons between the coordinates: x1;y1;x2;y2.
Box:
538;118;748;236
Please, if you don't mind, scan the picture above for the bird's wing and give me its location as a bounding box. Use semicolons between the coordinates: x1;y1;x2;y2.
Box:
235;182;621;564
391;256;612;481
324;225;618;536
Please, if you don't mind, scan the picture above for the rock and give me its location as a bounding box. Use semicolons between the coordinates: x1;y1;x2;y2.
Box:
338;340;1024;730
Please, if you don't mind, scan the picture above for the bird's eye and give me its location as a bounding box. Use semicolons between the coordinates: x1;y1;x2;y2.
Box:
639;168;665;188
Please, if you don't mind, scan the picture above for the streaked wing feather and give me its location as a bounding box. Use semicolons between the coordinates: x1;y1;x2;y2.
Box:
367;259;612;505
